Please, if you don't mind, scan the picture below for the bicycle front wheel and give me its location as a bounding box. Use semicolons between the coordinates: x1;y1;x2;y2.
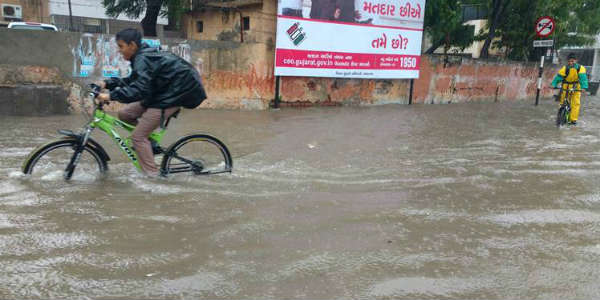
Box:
160;134;232;176
556;106;568;127
22;138;108;181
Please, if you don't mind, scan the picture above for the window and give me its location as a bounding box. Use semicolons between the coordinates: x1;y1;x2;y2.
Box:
196;21;203;33
461;4;488;22
83;25;102;33
465;24;475;37
242;16;249;31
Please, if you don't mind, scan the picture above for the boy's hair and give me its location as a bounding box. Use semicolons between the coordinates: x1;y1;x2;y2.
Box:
567;53;577;60
116;28;142;47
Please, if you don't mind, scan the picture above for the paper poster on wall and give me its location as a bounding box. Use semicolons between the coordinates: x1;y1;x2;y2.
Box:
72;34;192;79
275;0;426;79
142;39;161;48
79;56;95;77
102;66;120;77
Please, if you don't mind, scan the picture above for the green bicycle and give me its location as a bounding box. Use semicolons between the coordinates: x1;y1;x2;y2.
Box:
22;84;233;180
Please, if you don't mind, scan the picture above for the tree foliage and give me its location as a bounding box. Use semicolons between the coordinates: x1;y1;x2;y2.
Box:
425;0;600;61
480;0;600;61
102;0;184;36
479;0;510;59
424;0;478;55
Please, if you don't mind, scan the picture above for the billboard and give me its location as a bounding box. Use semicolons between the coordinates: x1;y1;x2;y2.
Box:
275;0;426;79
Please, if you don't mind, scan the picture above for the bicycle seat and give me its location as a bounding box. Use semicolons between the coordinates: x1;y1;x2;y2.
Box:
161;109;181;129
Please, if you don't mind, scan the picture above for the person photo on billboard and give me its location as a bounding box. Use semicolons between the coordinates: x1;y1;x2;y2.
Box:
308;0;362;23
281;0;304;17
309;0;336;20
333;0;356;23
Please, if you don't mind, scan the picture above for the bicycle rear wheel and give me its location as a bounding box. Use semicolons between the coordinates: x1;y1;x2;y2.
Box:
22;138;108;181
160;134;232;176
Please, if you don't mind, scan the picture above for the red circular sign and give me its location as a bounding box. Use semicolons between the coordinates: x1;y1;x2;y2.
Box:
535;16;555;38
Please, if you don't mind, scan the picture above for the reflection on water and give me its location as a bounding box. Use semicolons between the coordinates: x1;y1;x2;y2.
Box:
2;99;600;299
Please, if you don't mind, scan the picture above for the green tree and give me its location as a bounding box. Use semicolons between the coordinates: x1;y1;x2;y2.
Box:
424;0;478;55
102;0;184;36
480;0;600;61
479;0;510;59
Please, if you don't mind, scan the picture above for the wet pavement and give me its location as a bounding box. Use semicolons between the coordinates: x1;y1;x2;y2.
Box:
2;97;600;299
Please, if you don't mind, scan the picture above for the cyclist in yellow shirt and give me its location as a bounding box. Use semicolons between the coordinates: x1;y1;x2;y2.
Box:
551;53;589;125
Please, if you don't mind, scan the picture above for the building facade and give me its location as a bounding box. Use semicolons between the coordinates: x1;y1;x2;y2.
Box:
0;0;173;36
182;0;275;44
48;0;168;34
0;0;49;26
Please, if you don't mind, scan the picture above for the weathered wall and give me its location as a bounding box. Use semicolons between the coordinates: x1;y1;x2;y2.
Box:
278;77;410;106
0;28;278;112
0;27;558;115
0;64;71;115
189;40;274;110
0;29;76;115
413;56;556;104
276;56;557;106
0;29;81;77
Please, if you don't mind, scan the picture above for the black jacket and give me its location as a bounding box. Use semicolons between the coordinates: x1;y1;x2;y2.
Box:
105;45;207;109
310;0;336;20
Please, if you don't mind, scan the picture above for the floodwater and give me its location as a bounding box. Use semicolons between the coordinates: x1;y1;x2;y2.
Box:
2;97;600;299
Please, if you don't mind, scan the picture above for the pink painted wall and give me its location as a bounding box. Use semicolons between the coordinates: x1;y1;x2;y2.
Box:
277;55;557;107
413;56;556;104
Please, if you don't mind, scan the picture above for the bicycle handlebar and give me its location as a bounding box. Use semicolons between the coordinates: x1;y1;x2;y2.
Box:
89;83;101;97
553;87;583;92
86;83;108;111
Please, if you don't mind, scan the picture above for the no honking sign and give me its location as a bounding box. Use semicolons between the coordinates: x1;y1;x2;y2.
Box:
535;16;555;38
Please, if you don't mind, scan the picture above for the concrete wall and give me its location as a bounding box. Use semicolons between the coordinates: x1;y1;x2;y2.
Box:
0;63;71;115
0;28;81;76
0;29;78;115
276;56;556;106
189;40;275;109
414;56;556;104
0;28;279;113
0;26;558;115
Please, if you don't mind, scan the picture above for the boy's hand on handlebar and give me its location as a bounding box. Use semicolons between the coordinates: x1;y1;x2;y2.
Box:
97;93;111;104
94;81;106;89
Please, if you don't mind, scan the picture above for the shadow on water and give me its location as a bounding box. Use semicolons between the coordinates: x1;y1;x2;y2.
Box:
2;99;600;298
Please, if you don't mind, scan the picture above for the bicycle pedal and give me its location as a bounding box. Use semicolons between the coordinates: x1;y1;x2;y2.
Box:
152;145;163;155
150;140;162;155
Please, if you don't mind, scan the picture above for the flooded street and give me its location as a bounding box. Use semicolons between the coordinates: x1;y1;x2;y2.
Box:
3;98;600;299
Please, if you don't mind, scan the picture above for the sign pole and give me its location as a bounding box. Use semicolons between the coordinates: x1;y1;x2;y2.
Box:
273;75;281;109
409;79;414;105
533;16;555;106
535;55;544;106
68;0;74;31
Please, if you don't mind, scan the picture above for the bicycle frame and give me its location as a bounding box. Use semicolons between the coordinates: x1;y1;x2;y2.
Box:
85;108;167;171
558;84;581;108
555;83;582;127
72;86;168;172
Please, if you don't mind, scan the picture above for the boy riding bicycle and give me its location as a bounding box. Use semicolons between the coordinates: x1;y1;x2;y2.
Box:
96;28;207;177
551;53;589;125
